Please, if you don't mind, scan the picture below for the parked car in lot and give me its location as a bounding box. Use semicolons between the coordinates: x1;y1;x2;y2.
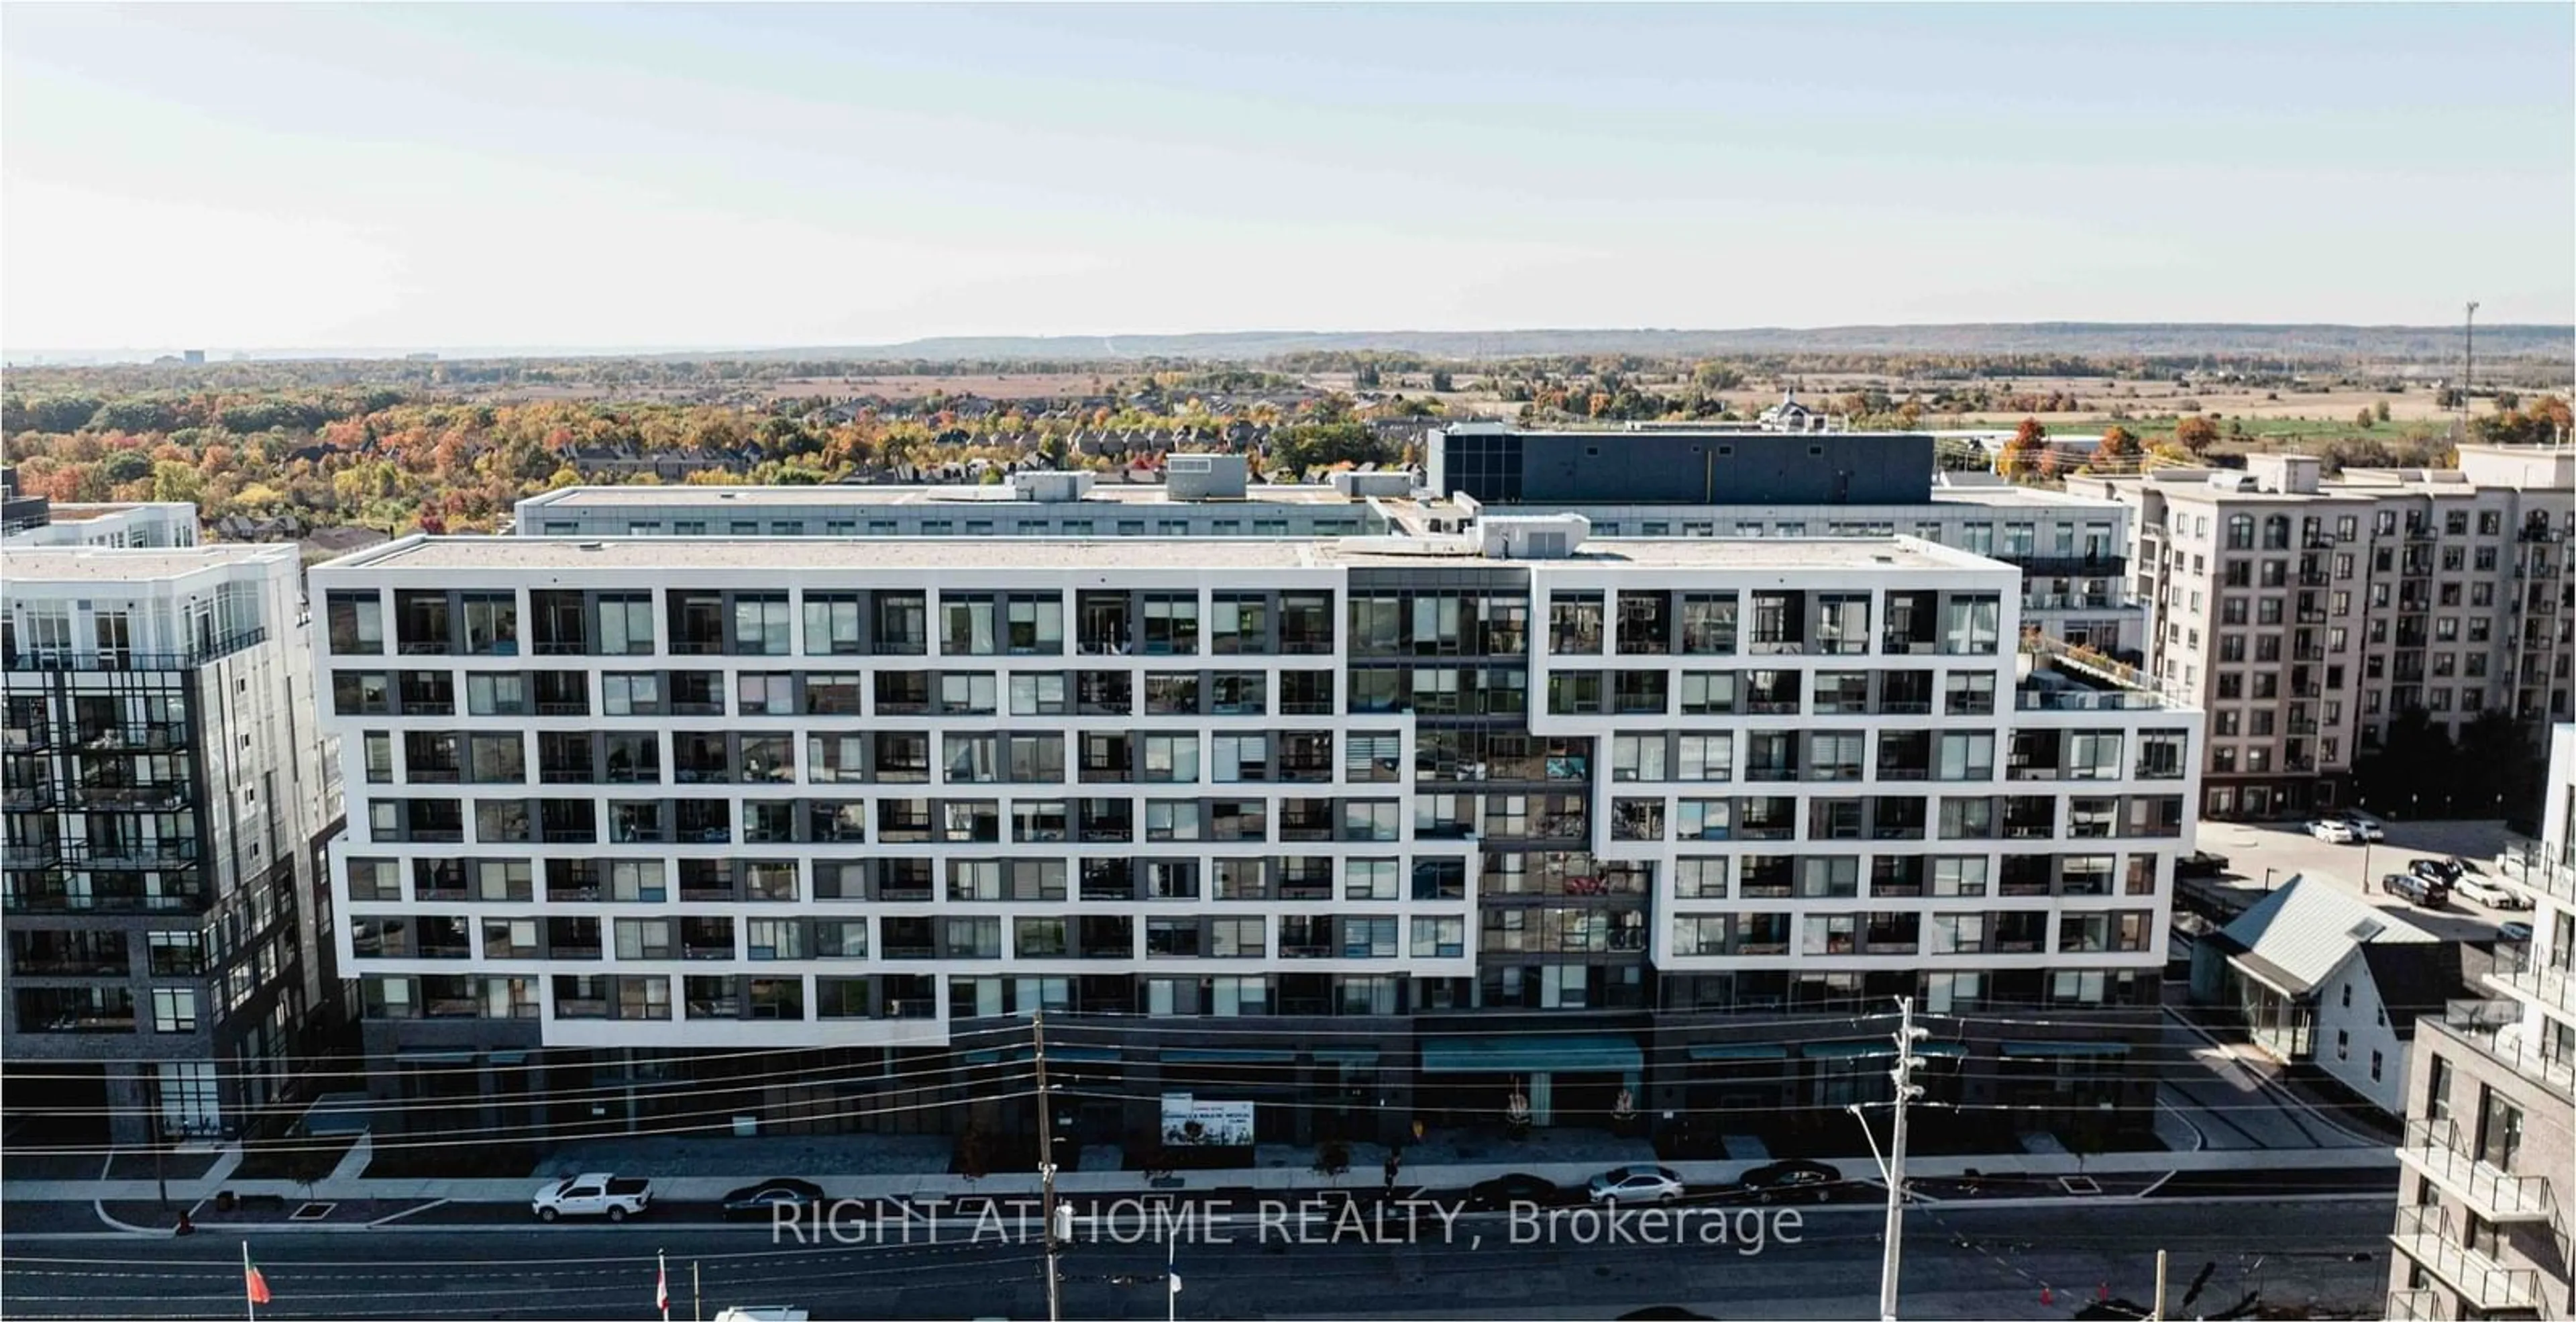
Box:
2176;851;2231;878
1587;1165;1685;1204
720;1178;828;1220
2339;813;2386;842
532;1173;653;1222
2411;858;2466;886
2307;819;2357;844
2451;874;2530;909
1733;1160;1843;1204
1462;1173;1561;1209
2383;873;2449;909
2498;921;2534;943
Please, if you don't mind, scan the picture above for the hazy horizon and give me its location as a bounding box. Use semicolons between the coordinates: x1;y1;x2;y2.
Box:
12;318;2576;369
6;5;2571;353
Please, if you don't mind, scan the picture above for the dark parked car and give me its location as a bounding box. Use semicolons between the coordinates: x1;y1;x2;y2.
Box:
2412;858;2466;885
1735;1159;1842;1203
720;1178;828;1219
1462;1173;1560;1209
2384;873;2448;909
2176;851;2231;879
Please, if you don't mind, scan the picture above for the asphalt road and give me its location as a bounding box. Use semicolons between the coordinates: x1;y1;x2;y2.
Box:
1;1201;2393;1321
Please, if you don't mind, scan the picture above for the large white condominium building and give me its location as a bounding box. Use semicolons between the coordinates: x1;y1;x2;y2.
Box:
309;519;2198;1150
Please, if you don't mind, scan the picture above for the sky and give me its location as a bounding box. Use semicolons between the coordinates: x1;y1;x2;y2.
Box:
3;3;2571;355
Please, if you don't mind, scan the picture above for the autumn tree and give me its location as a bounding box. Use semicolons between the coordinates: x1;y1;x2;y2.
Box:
1997;417;2047;480
2094;423;2141;468
2173;415;2220;455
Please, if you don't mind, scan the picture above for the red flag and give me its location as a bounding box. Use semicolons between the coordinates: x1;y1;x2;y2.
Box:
655;1261;668;1315
245;1260;272;1306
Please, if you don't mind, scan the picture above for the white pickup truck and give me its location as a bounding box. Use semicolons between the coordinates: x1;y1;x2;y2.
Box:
531;1172;653;1222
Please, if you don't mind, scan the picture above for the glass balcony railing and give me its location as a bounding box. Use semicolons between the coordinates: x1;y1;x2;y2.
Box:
2381;1287;2445;1320
2387;1206;2540;1311
2494;842;2576;907
2489;943;2576;1017
2430;1001;2576;1100
2396;1117;2555;1222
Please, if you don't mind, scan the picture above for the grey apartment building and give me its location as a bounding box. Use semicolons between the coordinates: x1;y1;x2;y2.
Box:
2385;721;2576;1320
1;523;342;1146
2073;444;2575;819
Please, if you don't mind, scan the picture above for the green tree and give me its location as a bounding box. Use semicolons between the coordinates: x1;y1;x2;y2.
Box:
1690;362;1744;391
150;460;205;505
29;395;103;433
91;398;177;433
99;450;154;486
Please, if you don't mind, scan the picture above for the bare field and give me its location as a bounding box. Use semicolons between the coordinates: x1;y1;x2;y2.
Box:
772;372;1110;401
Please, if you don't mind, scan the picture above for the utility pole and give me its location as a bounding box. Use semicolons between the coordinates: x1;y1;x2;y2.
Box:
1878;997;1927;1322
2463;301;2480;406
145;1071;169;1214
692;1260;701;1322
2151;1248;2169;1321
1034;1012;1063;1322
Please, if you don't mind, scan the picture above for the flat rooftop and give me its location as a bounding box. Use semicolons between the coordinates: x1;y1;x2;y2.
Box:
39;503;145;523
331;533;2008;576
1430;487;2127;514
523;484;1364;509
0;542;290;583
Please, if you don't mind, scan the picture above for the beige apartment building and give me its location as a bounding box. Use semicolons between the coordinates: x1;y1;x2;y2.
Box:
2383;721;2575;1321
2072;444;2574;819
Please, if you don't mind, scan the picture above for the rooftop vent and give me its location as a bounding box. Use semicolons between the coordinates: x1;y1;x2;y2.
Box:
1009;471;1094;503
1165;453;1248;501
1479;513;1590;560
1331;470;1415;499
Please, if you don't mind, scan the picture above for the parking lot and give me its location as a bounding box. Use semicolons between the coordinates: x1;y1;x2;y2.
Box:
2188;816;2531;942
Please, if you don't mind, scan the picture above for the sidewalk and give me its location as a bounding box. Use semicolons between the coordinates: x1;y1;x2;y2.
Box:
1;1143;2393;1208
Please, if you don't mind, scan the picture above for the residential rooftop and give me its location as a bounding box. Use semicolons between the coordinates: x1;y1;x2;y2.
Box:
0;542;293;584
519;482;1367;509
325;532;2011;576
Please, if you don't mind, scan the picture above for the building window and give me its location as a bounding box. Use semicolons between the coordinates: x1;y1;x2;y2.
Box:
151;987;199;1033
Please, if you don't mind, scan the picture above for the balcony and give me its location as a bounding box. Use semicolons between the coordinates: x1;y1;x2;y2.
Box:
3;843;61;869
70;783;189;812
2430;1000;2576;1098
3;627;266;672
2387;1206;2542;1312
2381;1288;2443;1320
78;726;185;752
2496;845;2576;907
67;840;200;870
2488;943;2575;1017
2396;1117;2556;1223
2010;554;2125;578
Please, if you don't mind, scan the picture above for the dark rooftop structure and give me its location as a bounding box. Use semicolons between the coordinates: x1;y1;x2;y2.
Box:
1;468;50;536
1426;423;1935;506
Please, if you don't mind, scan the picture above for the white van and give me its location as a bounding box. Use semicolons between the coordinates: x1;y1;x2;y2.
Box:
712;1309;809;1322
